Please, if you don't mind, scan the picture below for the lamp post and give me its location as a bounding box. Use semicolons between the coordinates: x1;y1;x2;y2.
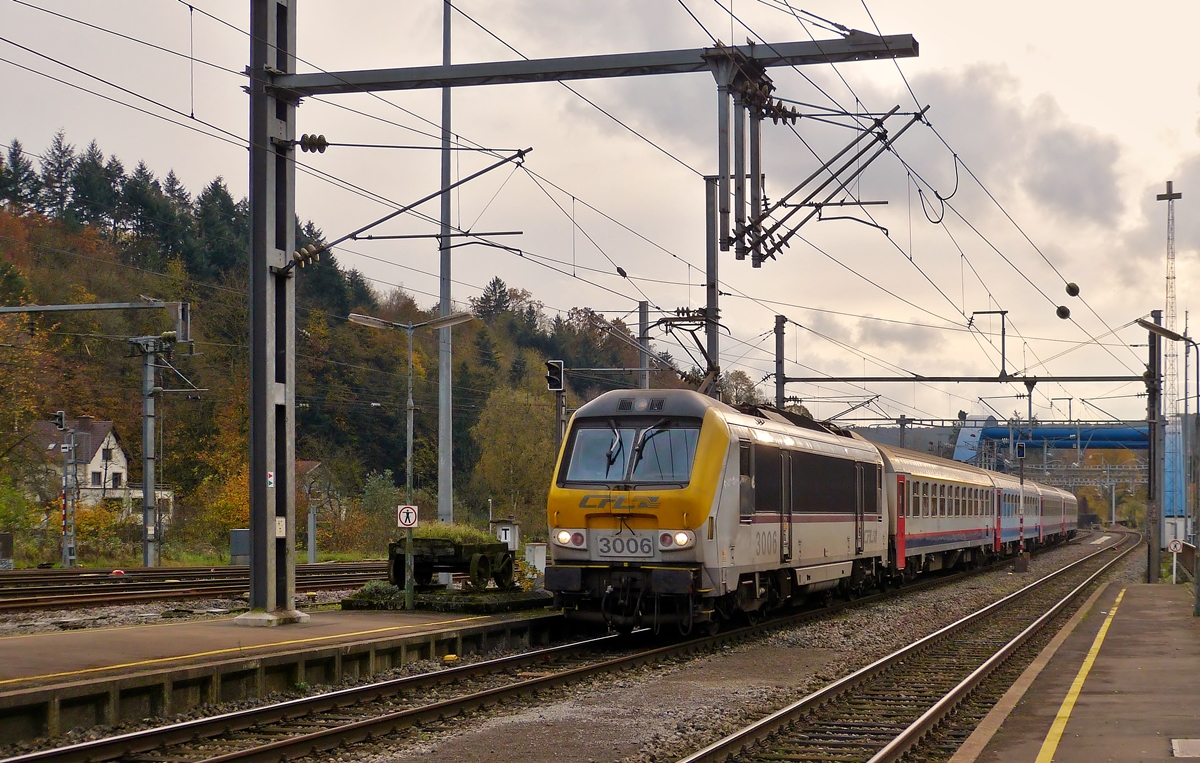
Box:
349;310;476;609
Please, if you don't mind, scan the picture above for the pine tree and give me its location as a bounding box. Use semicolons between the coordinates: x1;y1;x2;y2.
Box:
37;130;75;219
71;140;123;229
471;276;511;323
2;140;39;210
507;353;527;387
122;161;161;237
474;327;500;370
191;177;247;279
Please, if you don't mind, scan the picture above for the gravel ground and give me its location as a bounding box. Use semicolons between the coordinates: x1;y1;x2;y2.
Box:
331;533;1139;763
0;589;354;635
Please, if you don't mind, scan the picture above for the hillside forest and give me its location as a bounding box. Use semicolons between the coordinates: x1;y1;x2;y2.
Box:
0;131;781;565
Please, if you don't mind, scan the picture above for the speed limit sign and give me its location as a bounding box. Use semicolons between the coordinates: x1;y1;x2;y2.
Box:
1168;539;1183;554
397;505;419;529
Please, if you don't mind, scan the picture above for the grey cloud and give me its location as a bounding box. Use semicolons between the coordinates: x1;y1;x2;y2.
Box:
748;64;1124;228
1019;96;1122;223
851;319;944;354
1122;153;1200;270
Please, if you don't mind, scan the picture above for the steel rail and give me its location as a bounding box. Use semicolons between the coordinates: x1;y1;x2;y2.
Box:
675;532;1134;763
0;570;385;593
0;572;386;613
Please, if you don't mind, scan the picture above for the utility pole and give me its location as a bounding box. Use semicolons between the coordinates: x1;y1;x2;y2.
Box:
438;0;455;528
772;311;792;407
705;176;720;393
1148;310;1163;583
242;0;306;626
639;301;650;390
55;412;76;569
127;334;176;567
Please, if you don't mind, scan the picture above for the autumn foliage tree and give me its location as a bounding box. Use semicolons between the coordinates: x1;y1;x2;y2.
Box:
471;387;557;540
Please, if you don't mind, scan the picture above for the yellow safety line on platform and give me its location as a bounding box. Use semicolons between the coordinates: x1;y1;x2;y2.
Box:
1033;587;1125;763
0;614;486;686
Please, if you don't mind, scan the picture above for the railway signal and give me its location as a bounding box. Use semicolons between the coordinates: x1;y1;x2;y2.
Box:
545;360;565;392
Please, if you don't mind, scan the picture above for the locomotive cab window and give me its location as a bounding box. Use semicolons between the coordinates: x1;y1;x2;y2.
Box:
560;417;701;487
739;440;754;519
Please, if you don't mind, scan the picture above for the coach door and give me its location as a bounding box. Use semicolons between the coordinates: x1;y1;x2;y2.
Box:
780;451;793;563
854;463;865;554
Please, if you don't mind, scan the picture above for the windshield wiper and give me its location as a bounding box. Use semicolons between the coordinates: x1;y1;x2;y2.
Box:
630;418;670;470
604;419;624;477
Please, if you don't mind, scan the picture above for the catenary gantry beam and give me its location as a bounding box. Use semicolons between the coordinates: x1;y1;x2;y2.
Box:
274;33;918;96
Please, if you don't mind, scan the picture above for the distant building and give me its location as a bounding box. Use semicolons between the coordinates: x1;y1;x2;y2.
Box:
27;417;173;522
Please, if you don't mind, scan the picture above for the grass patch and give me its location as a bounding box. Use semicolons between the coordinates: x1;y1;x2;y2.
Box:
410;523;496;545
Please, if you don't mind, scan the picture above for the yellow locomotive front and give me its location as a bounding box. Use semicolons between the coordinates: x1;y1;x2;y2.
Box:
545;389;730;632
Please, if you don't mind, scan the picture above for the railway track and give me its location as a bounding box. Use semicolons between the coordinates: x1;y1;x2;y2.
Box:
676;532;1136;763
0;563;387;613
0;538;1097;763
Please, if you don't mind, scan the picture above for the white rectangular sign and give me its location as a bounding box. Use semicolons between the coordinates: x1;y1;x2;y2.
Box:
397;505;419;528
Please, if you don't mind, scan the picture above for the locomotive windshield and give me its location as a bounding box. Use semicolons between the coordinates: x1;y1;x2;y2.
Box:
562;418;700;487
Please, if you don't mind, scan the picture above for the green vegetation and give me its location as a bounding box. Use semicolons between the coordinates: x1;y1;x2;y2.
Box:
411;523;497;545
0;129;703;566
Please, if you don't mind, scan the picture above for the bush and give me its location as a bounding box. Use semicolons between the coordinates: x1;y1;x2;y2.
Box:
74;499;139;563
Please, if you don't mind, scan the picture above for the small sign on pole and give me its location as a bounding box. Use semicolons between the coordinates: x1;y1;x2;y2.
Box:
397;505;419;529
1168;538;1183;584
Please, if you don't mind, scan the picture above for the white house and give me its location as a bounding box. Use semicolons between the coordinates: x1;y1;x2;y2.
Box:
29;417;173;521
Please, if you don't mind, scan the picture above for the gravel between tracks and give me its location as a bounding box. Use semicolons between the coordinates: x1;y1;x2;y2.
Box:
330;534;1138;763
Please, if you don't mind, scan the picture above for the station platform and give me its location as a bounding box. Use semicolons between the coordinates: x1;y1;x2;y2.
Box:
0;607;562;743
954;582;1200;762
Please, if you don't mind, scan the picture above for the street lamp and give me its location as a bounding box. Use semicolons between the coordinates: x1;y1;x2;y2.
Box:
348;310;477;609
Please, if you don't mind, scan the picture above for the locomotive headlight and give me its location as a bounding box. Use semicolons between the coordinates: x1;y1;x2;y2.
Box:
659;530;695;550
552;529;587;548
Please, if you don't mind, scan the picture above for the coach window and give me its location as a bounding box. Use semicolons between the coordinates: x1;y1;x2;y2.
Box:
739;441;754;520
937;484;944;516
862;463;879;515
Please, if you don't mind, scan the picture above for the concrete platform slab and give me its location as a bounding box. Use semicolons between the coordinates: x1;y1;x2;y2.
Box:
970;583;1200;763
0;607;563;743
0;609;492;688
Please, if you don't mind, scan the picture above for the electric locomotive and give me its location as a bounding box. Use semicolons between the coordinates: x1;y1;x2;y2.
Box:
544;389;1076;633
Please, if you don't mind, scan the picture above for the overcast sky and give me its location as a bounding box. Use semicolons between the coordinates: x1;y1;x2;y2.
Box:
2;0;1198;426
